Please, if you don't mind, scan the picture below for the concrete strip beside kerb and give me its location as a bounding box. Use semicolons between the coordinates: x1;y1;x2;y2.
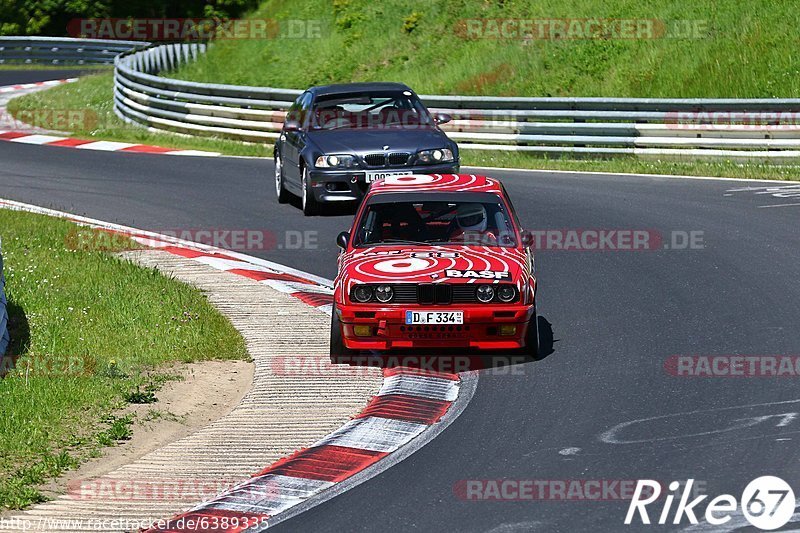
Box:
2;250;382;532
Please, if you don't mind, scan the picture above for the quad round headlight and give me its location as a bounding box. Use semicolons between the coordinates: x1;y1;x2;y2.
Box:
432;149;443;161
375;285;394;303
327;155;340;166
476;285;495;303
497;285;517;302
352;285;373;303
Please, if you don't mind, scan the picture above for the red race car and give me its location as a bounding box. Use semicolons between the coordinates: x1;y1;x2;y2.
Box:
330;174;538;363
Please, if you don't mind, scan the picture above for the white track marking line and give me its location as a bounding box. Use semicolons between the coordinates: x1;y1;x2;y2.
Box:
727;184;800;192
757;202;800;208
10;134;64;145
192;256;269;272
74;141;138;151
165;149;222;156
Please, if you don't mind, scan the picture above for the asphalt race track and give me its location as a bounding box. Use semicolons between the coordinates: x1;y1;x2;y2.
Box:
2;71;800;531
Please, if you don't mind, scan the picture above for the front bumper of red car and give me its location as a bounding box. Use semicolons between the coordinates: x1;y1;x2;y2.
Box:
337;303;535;351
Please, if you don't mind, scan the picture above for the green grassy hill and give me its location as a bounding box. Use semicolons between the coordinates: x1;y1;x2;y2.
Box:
171;0;800;98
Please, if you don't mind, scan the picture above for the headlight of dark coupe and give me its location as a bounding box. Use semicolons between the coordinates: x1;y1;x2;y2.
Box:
417;148;455;164
315;154;358;168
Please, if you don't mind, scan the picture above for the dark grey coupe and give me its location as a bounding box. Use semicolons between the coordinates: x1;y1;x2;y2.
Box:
273;82;460;215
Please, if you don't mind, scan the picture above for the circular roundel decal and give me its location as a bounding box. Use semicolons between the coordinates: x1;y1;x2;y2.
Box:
373;257;432;273
384;174;436;186
354;254;459;281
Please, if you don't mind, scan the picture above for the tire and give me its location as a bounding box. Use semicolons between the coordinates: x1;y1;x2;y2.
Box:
275;154;290;204
301;165;319;216
524;312;540;360
330;305;356;364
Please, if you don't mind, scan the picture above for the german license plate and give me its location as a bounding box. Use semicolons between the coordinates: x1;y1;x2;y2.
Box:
405;310;464;325
366;171;411;183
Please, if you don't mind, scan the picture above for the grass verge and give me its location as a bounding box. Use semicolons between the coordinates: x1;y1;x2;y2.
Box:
6;72;270;157
0;210;248;510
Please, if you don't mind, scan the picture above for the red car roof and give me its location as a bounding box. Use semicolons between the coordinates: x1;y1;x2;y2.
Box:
368;174;503;195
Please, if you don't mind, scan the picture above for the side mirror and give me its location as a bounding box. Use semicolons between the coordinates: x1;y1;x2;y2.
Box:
336;231;350;249
283;119;301;131
519;229;533;248
434;113;452;125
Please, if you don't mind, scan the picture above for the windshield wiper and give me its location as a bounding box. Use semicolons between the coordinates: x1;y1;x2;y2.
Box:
374;238;432;246
374;238;449;246
319;123;355;131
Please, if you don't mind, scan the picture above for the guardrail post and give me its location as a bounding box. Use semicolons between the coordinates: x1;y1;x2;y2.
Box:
166;44;175;71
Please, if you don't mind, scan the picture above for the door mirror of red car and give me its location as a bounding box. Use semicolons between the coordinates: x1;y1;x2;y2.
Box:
337;231;350;249
520;229;533;248
434;113;452;125
284;119;301;131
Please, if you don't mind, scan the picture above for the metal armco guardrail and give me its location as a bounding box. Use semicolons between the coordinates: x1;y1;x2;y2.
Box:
113;43;800;161
0;36;148;65
0;249;9;357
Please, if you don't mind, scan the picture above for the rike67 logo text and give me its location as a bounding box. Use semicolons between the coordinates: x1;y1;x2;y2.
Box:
626;477;795;530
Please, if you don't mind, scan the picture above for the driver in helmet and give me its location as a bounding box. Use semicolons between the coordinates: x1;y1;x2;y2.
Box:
448;203;496;244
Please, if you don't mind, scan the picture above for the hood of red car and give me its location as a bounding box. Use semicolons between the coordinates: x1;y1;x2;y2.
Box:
338;245;530;288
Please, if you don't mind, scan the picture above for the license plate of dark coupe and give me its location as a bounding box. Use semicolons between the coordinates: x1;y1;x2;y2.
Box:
405;310;464;325
366;171;411;183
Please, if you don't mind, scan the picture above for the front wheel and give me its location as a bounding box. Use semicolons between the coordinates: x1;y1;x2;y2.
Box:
275;154;290;204
301;166;319;216
523;313;540;360
330;305;356;364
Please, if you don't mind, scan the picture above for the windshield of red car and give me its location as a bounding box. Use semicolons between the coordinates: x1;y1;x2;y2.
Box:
310;91;434;130
353;195;518;248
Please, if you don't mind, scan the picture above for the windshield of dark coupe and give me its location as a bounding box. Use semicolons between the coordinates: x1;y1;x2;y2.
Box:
310;90;434;130
353;192;518;248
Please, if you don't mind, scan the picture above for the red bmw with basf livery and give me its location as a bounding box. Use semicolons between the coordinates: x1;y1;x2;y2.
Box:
330;174;537;362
